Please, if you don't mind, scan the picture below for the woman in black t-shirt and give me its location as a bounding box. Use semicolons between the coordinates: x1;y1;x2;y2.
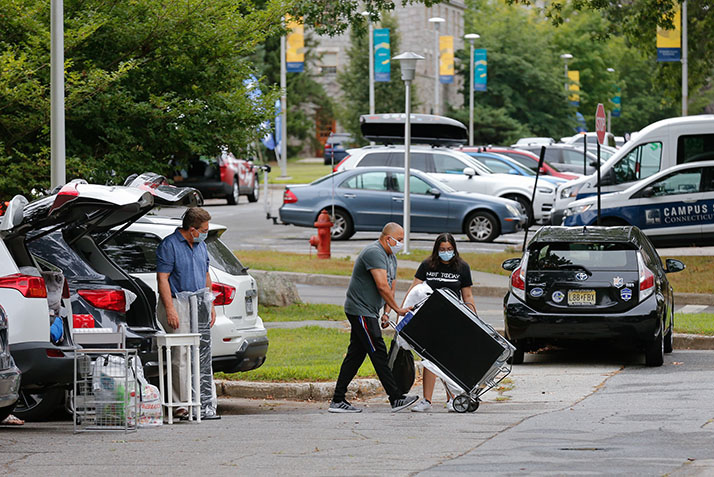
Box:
402;233;477;413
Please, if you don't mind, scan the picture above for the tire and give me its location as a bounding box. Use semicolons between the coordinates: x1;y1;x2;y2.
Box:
645;320;665;367
13;387;65;421
504;195;533;228
465;211;499;242
247;177;259;203
227;180;239;205
329;209;355;241
452;395;470;413
664;312;674;354
0;403;16;423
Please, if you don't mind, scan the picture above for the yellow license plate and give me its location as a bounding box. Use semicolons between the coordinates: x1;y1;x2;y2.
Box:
568;290;596;306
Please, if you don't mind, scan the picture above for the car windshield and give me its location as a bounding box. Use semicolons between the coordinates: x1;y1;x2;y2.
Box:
529;242;637;271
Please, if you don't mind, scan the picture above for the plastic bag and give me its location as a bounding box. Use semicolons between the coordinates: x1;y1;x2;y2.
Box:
134;362;162;428
175;288;217;419
387;338;415;396
91;354;138;426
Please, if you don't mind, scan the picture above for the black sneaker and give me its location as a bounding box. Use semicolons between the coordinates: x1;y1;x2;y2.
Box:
391;394;419;412
328;400;362;413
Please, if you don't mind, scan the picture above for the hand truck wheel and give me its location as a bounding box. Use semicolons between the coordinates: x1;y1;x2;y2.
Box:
452;394;470;413
467;398;480;413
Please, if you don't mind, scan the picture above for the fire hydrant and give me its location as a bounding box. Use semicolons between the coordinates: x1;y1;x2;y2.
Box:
309;209;333;259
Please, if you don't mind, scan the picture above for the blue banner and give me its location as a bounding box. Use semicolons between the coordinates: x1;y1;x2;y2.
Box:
473;49;487;92
611;91;621;118
374;28;390;82
657;48;681;62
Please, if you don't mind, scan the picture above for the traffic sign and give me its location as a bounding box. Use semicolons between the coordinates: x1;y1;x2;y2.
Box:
595;103;606;145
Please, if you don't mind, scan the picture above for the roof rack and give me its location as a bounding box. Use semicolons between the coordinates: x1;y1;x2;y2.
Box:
360;114;468;146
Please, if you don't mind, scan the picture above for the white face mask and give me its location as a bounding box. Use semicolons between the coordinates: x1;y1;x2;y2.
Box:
388;236;403;254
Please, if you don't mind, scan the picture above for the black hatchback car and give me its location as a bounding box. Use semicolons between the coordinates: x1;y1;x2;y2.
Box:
502;226;685;366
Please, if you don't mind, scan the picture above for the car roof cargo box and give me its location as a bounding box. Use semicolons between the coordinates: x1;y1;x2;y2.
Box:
360;114;468;146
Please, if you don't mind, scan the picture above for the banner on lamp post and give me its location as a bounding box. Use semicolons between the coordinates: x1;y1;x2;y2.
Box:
439;36;454;84
286;16;304;72
611;88;621;118
568;70;580;106
657;4;681;62
374;28;391;82
473;48;487;92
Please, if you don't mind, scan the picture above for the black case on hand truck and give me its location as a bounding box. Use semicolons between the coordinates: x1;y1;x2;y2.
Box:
395;288;515;413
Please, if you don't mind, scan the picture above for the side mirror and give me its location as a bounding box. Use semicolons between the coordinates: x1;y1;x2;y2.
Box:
600;168;614;186
664;258;685;274
638;186;655;198
463;167;476;177
502;258;521;271
429;188;441;197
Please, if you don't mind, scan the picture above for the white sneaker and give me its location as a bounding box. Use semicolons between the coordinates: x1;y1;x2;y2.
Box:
445;398;455;413
411;399;432;413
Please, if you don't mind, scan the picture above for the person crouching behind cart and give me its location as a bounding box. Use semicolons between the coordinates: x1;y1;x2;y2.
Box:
156;207;217;420
402;233;477;413
329;223;419;413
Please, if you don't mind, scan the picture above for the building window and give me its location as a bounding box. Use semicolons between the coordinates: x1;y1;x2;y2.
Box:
319;51;338;76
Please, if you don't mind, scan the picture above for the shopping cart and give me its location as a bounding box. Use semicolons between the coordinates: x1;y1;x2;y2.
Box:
394;288;515;413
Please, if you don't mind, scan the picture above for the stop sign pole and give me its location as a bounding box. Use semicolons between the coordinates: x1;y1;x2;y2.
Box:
595;103;606;226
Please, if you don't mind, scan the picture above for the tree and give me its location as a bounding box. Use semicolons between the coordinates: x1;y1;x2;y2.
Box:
336;12;416;144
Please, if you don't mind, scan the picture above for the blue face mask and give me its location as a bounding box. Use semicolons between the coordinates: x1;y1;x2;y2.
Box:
194;232;208;243
439;250;455;262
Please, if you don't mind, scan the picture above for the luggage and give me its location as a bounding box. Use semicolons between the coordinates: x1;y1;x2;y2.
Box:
395;288;515;413
387;338;415;395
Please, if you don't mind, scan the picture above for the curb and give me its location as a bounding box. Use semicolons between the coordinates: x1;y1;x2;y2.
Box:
217;378;383;401
251;270;714;305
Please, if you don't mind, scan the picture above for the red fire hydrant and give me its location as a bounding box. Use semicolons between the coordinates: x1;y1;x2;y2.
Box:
309;209;333;259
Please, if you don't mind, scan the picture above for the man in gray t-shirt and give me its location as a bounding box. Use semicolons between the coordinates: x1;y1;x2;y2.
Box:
329;223;419;414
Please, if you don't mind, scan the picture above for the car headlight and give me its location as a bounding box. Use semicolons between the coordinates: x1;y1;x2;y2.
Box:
506;204;521;216
537;186;554;194
565;203;592;216
560;185;581;199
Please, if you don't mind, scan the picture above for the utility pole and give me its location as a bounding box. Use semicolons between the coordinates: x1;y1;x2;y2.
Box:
50;0;66;189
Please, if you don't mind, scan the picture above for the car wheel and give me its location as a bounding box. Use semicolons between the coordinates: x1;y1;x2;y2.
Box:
227;180;239;205
465;211;499;242
644;320;665;367
247;177;259;203
504;194;533;228
664;312;674;354
330;209;355;241
0;403;16;423
13;387;65;421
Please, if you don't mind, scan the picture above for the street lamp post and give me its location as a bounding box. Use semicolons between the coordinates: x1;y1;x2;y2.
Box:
361;11;375;116
428;17;445;115
464;33;480;146
50;0;66;189
393;52;425;254
560;53;573;96
606;67;615;133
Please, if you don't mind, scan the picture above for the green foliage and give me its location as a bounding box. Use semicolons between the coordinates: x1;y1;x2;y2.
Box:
259;303;345;322
337;12;417;145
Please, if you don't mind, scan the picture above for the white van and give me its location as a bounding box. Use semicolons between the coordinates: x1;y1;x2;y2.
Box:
552;115;714;224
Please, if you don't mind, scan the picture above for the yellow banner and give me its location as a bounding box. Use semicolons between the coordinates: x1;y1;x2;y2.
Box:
439;36;454;83
656;5;681;49
568;70;580;104
286;15;304;71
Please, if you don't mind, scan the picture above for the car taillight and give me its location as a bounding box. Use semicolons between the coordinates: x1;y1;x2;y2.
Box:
212;282;236;306
73;314;95;328
510;253;528;301
78;289;126;312
0;274;47;298
283;188;298;204
324;143;332;149
46;348;65;358
637;253;655;301
49;182;80;214
333;154;351;173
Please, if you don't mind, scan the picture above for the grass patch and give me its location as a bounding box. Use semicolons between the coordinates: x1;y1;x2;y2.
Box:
218;326;381;382
266;160;333;185
674;313;714;335
259;303;345;322
662;256;714;295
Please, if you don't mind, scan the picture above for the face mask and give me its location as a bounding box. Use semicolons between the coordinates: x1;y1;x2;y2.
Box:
439;250;455;262
388;236;403;254
193;231;208;243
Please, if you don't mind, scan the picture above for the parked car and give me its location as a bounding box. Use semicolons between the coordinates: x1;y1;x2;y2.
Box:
279;167;526;242
513;137;555;146
502;226;685;366
517;143;601;175
561;132;617;148
336;145;555;226
0;304;21;422
563;161;714;245
101;216;268;373
323;133;355;165
459;146;581;180
552;115;714;225
459;151;567;187
175;150;260;205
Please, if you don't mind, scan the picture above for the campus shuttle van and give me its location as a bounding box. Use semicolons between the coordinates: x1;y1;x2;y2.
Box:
552;115;714;224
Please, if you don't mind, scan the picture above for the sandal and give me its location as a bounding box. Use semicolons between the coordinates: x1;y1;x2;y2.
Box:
1;414;25;426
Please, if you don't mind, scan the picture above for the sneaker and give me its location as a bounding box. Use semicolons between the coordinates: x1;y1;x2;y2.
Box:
391;394;419;412
446;398;455;413
411;398;432;413
328;400;362;413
